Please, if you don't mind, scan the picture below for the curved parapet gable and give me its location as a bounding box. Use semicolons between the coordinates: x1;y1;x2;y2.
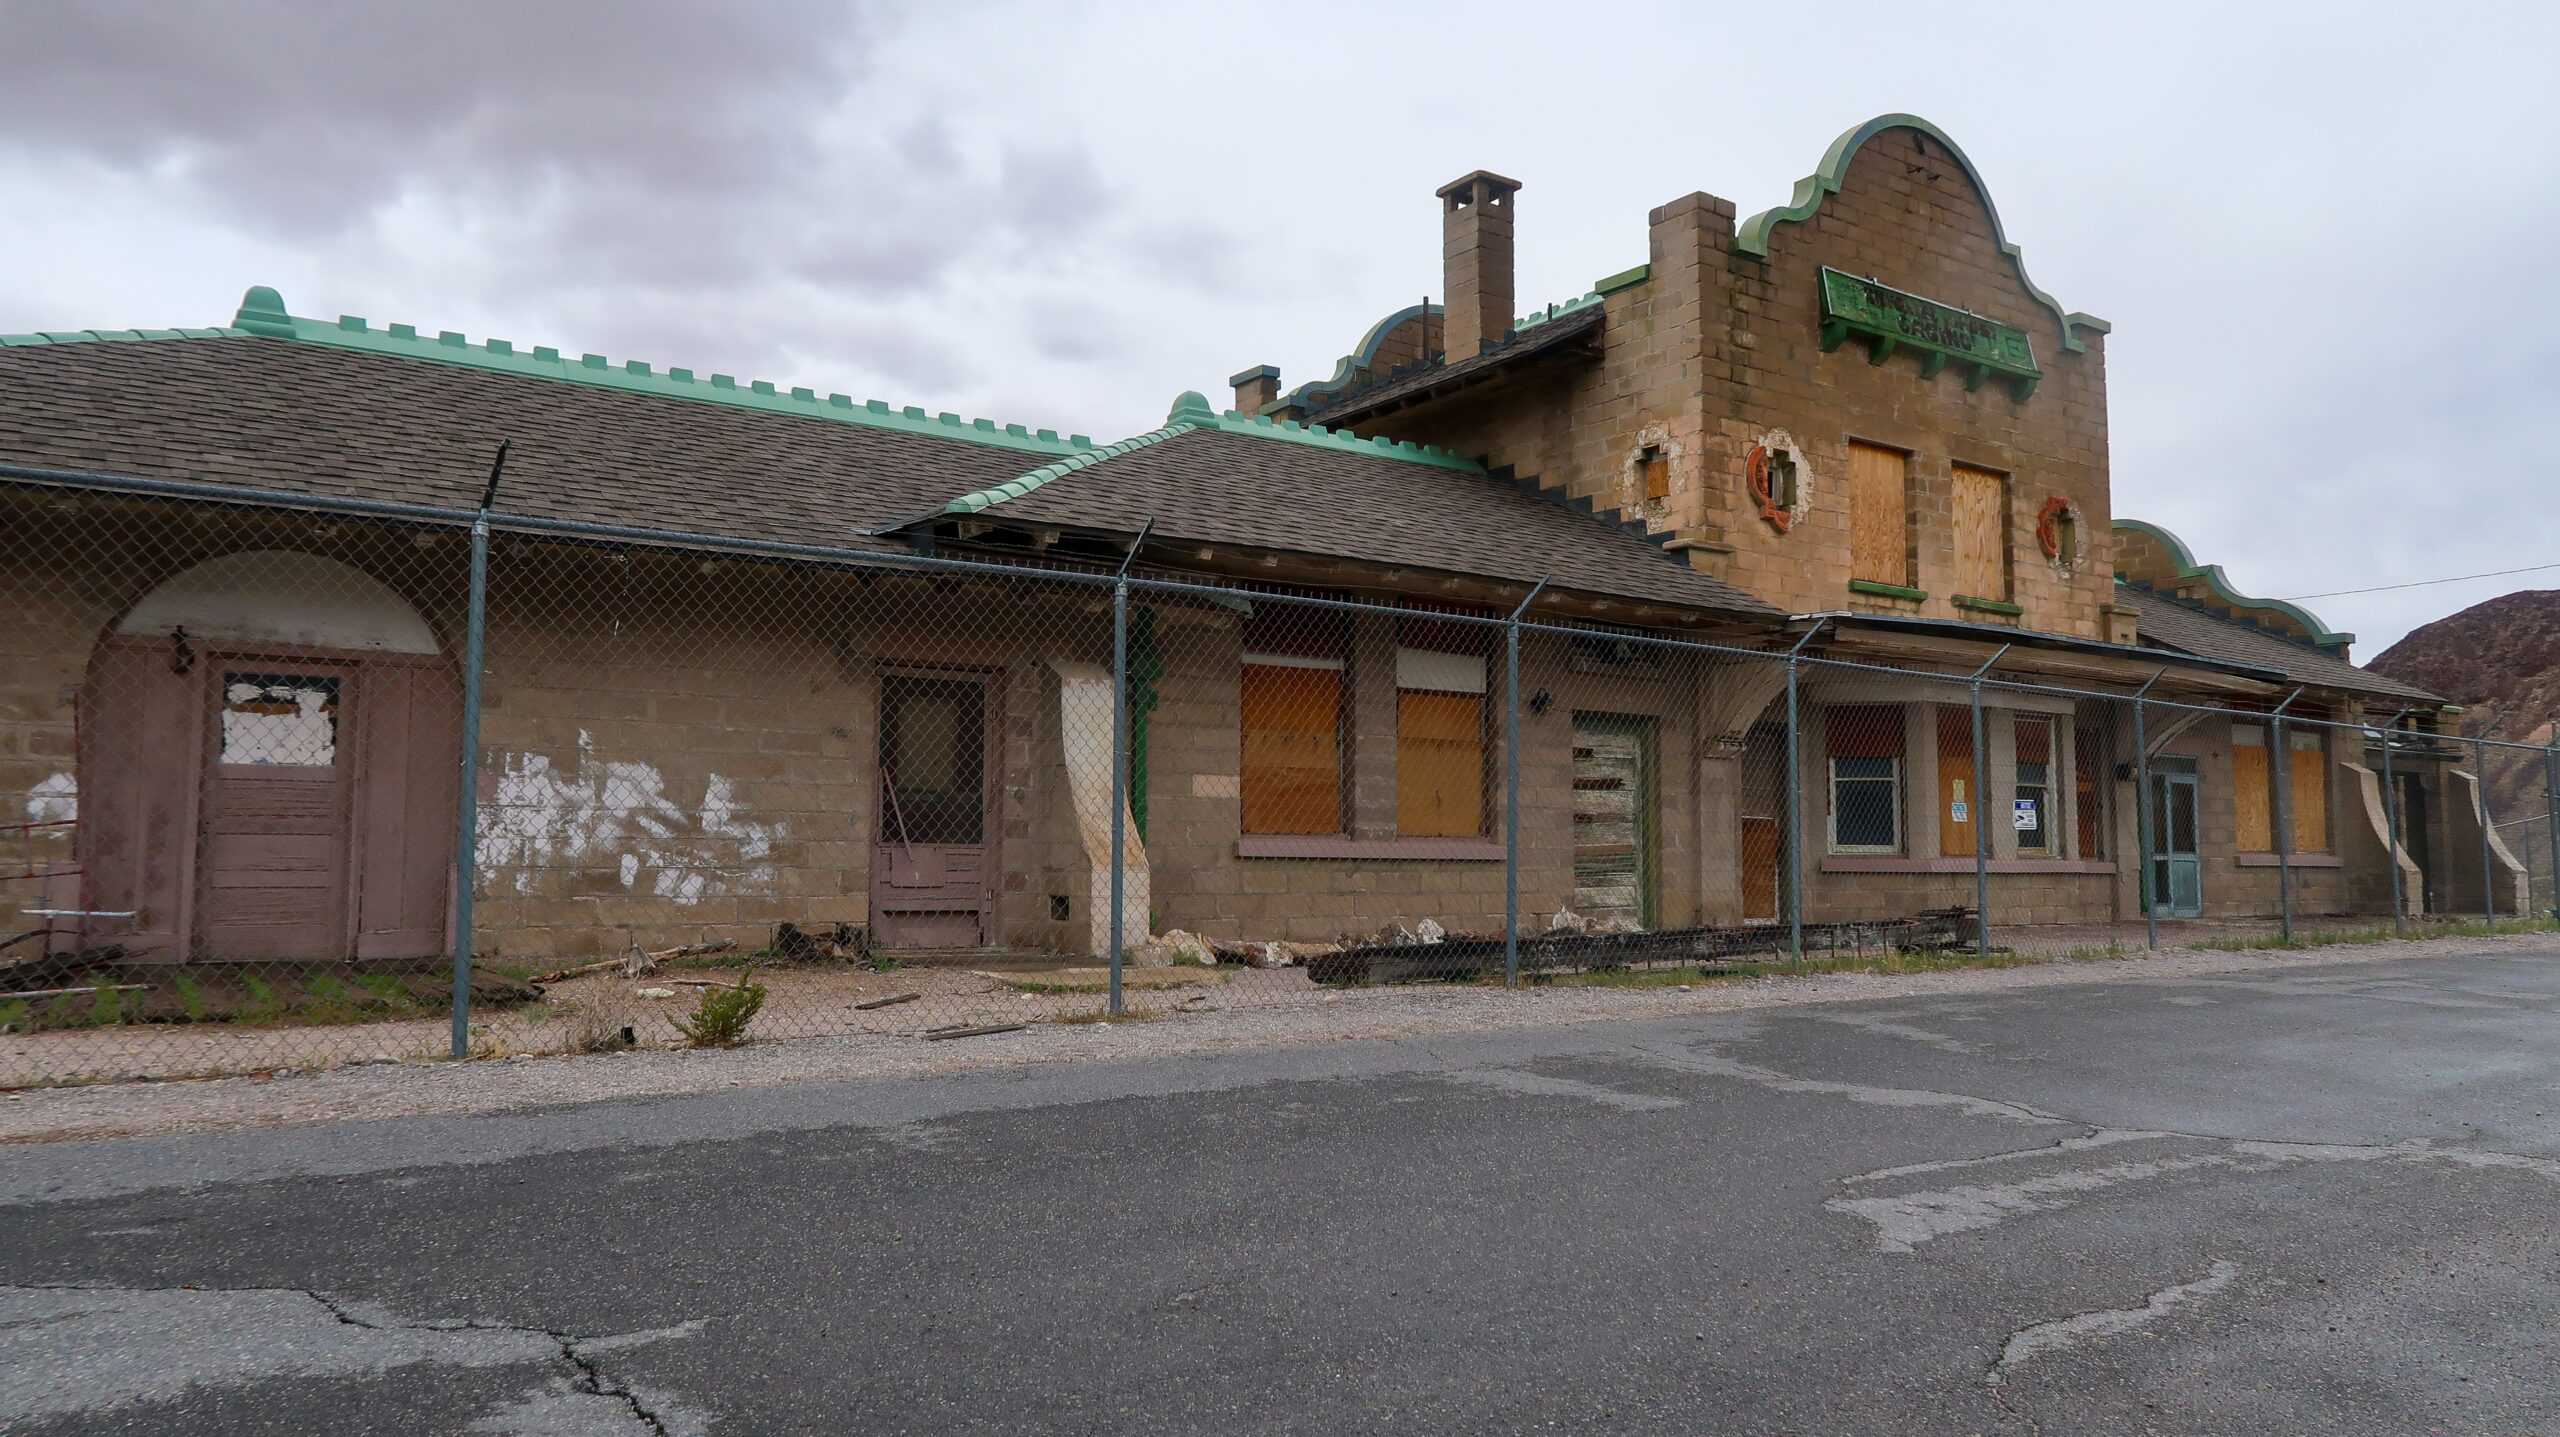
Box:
2113;518;2354;654
1278;302;1443;411
1735;113;2107;355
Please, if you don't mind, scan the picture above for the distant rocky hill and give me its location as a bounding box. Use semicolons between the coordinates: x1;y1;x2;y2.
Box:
2368;589;2560;825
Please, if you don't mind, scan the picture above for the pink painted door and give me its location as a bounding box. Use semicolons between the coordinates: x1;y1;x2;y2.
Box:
872;672;993;948
197;666;355;960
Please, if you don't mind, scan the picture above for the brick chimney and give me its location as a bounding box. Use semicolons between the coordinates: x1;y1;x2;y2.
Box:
1229;364;1280;416
1437;170;1521;362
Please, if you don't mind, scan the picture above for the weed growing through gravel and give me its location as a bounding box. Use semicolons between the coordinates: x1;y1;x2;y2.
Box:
670;971;767;1048
2195;915;2557;952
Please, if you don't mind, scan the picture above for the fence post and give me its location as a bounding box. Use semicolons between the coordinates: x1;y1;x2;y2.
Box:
1503;579;1546;988
2132;671;2164;951
1783;620;1826;962
2271;689;2301;943
1968;645;2008;961
2546;741;2560;922
2477;736;2495;922
1108;577;1128;1017
2382;709;2408;935
450;444;504;1059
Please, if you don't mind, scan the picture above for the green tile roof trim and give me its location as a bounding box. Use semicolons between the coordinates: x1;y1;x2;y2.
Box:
1512;289;1604;332
940;390;1486;520
2112;518;2353;654
5;286;1095;457
940;421;1199;515
1591;263;1652;297
1734;113;2107;355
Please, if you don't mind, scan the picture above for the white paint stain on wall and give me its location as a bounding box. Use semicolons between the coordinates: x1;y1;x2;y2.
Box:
24;773;77;825
477;730;788;905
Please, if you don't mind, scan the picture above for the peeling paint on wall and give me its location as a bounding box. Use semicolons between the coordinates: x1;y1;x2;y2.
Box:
477;731;788;905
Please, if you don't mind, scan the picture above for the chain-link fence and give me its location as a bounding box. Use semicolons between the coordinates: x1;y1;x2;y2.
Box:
7;469;2557;1086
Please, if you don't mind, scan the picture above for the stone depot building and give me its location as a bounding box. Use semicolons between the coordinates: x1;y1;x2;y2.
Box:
0;113;2519;970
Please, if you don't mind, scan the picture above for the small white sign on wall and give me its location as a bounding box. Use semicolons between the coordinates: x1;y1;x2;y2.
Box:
2013;799;2040;831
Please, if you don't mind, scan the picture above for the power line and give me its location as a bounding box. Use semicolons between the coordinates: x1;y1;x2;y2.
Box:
2281;560;2560;602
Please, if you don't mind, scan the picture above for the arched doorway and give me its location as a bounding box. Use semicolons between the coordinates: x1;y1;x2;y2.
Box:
80;552;459;962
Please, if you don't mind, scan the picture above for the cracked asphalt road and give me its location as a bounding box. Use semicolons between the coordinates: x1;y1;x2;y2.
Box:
5;948;2556;1434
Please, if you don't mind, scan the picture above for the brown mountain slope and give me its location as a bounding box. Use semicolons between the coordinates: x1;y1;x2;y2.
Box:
2368;589;2560;824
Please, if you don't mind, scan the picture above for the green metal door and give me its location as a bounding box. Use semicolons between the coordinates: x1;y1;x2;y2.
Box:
2148;771;2202;918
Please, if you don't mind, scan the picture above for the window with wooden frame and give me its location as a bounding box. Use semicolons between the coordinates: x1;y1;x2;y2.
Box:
1639;445;1670;501
1847;441;1910;586
2014;715;2052;852
1395;646;1487;838
1240;651;1346;836
1937;706;1975;858
2232;722;2274;851
1952;463;2010;602
2075;720;2105;858
1826;704;1905;853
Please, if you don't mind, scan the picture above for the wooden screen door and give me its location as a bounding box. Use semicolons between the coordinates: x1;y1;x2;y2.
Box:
1572;714;1656;928
199;665;356;959
1740;815;1780;922
872;671;994;949
2147;771;2202;918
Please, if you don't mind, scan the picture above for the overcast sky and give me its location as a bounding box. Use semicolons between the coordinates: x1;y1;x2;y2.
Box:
4;0;2554;655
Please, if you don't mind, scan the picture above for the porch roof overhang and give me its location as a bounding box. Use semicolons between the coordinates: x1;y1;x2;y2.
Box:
1788;610;2293;690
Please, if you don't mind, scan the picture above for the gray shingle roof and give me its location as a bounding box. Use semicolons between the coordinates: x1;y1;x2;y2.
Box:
2120;584;2439;704
0;334;1050;552
930;423;1780;620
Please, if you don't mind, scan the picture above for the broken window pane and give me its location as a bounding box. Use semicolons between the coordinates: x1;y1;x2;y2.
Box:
220;673;340;767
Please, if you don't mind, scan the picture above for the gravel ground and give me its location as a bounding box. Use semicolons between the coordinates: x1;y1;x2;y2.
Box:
7;928;2554;1146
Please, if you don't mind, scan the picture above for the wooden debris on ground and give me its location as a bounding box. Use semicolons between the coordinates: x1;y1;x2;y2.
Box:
923;1023;1026;1042
0;982;151;1001
854;992;921;1010
531;939;736;987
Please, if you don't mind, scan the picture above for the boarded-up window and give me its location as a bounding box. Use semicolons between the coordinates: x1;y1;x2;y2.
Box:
1848;442;1908;586
1640;446;1670;500
1938;706;1975;858
1827;704;1904;852
2233;722;2273;852
2075;721;2104;858
1395;647;1486;838
2290;729;2330;853
1241;656;1344;835
1952;464;2009;601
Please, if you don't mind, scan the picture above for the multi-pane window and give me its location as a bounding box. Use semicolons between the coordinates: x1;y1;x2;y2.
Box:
1826;705;1904;852
1240;653;1344;835
1395;647;1486;838
2014;716;2052;852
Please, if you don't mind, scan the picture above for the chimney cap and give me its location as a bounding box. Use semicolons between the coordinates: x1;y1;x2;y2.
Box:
1226;363;1280;387
1435;170;1523;200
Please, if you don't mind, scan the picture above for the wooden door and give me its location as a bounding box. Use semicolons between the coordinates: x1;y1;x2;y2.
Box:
1572;715;1655;928
872;671;994;948
198;666;355;959
1739;815;1780;922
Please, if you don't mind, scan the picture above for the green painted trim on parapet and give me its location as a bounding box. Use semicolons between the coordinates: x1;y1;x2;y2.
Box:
1279;301;1444;408
1513;290;1603;332
1206;407;1482;470
1848;578;1928;603
16;287;1101;459
1953;594;2024;617
2111;518;2353;652
1592;264;1651;296
0;326;249;346
1733;113;2106;355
